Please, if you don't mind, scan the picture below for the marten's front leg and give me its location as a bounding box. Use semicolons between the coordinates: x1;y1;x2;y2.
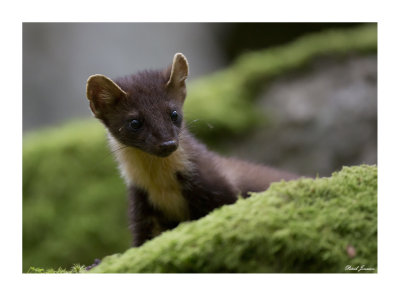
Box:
128;186;160;247
128;186;179;246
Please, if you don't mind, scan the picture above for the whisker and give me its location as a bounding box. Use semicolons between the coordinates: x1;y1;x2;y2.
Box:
185;119;199;127
184;118;215;134
184;119;203;130
91;144;129;171
110;145;129;155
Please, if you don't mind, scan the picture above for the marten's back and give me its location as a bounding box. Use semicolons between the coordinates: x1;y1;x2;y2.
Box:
181;132;299;198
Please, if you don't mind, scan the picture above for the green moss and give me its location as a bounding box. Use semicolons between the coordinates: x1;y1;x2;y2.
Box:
27;264;87;274
184;24;377;140
91;165;377;273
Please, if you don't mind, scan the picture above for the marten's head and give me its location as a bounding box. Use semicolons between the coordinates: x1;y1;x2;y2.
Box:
86;53;189;157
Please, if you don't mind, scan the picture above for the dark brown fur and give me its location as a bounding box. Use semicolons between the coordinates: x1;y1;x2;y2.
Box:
86;53;299;247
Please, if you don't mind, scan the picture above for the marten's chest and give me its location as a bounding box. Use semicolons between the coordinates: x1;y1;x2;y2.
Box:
109;136;191;221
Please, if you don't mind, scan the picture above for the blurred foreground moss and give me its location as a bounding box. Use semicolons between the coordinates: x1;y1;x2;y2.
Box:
23;24;377;272
91;165;377;273
23;121;131;271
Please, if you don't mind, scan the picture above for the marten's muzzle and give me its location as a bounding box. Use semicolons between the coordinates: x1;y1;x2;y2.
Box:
157;140;178;157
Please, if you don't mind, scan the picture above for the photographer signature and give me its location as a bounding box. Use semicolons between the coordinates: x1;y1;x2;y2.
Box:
345;265;375;272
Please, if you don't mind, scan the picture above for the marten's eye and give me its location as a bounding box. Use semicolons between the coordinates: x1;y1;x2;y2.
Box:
129;119;143;130
170;110;179;122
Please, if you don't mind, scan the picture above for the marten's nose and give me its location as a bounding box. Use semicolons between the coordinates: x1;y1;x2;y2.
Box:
159;140;178;155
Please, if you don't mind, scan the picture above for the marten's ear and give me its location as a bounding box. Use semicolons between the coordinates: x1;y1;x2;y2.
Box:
86;74;127;118
166;53;189;88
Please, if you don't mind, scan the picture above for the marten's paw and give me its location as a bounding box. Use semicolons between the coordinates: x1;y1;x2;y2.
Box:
86;258;101;271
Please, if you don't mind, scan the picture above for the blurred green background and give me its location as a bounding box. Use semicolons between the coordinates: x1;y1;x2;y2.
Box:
23;23;377;272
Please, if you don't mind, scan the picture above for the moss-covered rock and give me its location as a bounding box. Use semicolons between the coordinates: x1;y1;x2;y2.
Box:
91;165;377;273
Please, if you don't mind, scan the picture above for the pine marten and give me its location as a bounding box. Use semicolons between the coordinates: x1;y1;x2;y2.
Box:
86;53;299;247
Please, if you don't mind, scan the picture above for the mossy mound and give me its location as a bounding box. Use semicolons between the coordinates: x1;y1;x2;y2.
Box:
92;165;377;273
